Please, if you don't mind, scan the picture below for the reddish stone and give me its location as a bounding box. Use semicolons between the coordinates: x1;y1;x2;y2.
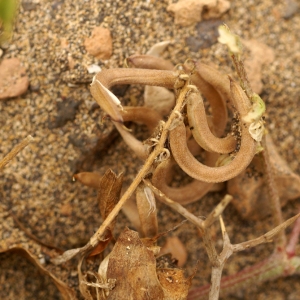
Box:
0;58;29;100
84;27;113;60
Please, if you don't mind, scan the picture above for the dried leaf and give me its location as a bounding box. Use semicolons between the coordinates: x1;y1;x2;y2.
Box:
89;169;123;257
157;268;193;300
98;169;123;223
106;228;165;299
136;183;158;238
1;247;76;300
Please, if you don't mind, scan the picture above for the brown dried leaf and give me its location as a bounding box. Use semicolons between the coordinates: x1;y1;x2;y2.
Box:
136;183;158;238
0;247;76;300
98;169;123;224
106;228;165;299
157;268;193;300
89;170;123;257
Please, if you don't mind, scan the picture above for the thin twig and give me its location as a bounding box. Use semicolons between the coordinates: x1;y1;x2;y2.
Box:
88;75;192;247
0;135;34;170
261;136;286;249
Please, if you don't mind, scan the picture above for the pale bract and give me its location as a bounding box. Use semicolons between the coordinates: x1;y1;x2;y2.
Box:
218;25;241;55
248;120;265;142
90;75;124;122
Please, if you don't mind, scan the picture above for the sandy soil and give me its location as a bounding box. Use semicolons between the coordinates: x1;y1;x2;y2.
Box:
0;0;300;299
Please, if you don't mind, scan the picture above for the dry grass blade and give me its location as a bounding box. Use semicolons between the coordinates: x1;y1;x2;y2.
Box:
0;135;33;170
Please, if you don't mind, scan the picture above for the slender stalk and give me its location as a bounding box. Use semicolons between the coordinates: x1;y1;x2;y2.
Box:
261;136;286;249
0;135;34;170
89;76;191;247
188;252;300;300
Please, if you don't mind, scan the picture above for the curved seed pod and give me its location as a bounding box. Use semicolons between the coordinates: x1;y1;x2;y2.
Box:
169;80;256;183
186;62;230;136
187;90;236;153
95;68;179;90
73;172;101;189
126;54;174;71
152;153;217;205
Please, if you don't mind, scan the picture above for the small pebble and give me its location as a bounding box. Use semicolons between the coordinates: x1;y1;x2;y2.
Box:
167;0;230;26
0;58;29;100
84;27;113;60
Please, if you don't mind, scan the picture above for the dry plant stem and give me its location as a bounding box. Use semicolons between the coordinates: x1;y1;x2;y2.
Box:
143;179;207;229
188;214;300;299
188;215;300;300
187;91;236;153
145;180;300;299
89;77;191;248
0;135;34;170
204;196;232;228
261;135;286;249
286;211;300;256
231;54;253;99
208;216;232;300
144;179;233;300
232;213;300;252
